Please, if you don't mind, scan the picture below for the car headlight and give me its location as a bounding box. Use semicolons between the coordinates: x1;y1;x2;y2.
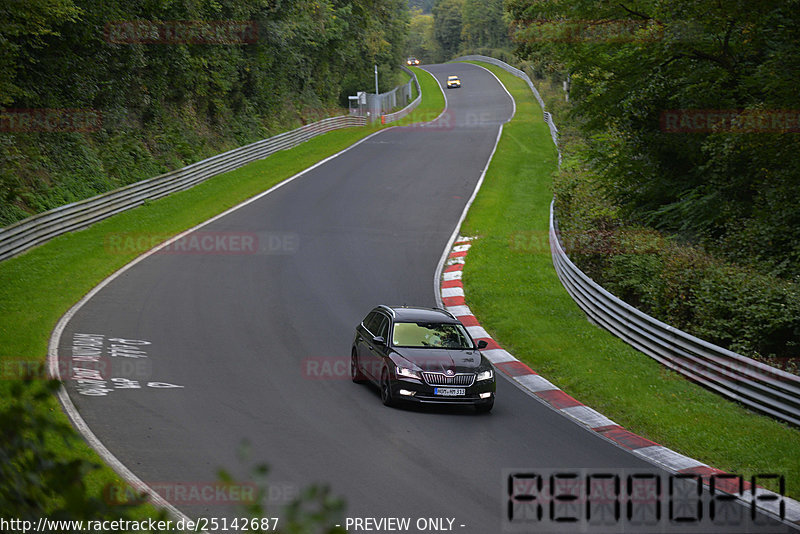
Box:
396;366;421;380
476;369;494;382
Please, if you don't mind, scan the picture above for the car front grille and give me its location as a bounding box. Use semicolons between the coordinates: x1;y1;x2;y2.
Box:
421;372;475;387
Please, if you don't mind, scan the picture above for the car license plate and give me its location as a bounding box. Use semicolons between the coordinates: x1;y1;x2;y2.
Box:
434;387;465;396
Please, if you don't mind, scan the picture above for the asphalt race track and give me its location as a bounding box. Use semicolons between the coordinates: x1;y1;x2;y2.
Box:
56;64;789;533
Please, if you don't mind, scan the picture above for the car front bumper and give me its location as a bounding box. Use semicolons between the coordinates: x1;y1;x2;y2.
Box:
390;376;495;405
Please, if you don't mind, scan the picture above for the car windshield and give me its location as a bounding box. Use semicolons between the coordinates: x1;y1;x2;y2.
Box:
392;322;474;349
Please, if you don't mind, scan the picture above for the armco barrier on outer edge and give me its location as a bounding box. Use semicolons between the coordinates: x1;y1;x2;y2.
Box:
550;202;800;426
453;55;800;427
0;115;365;262
0;68;428;262
380;66;422;125
454;55;561;166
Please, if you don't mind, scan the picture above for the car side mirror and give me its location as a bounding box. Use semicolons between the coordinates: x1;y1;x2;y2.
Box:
477;340;488;349
373;336;386;346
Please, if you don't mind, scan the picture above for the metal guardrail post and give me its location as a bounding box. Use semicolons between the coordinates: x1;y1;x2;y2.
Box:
0;115;366;261
453;54;800;426
380;66;422;125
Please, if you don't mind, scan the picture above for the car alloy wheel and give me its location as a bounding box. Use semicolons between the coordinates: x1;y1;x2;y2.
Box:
351;350;366;383
380;368;396;407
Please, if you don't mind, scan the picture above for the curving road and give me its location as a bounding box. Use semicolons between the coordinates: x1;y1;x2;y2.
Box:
56;64;785;533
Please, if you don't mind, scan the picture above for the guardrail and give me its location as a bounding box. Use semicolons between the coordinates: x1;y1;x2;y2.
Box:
455;55;800;426
381;66;422;125
364;66;418;122
454;55;561;165
0;115;365;262
550;204;800;426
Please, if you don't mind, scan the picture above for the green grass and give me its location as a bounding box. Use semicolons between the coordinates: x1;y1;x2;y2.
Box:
410;74;419;103
394;67;443;125
396;67;411;87
459;61;800;498
406;68;419;103
0;75;445;514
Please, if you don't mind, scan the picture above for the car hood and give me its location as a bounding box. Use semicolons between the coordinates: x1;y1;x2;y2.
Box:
392;347;484;373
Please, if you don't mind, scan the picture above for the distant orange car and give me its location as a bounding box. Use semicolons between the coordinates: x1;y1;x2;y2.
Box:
406;57;420;66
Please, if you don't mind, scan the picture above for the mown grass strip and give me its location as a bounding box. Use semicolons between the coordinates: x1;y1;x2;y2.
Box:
395;66;444;125
459;61;800;498
0;70;445;513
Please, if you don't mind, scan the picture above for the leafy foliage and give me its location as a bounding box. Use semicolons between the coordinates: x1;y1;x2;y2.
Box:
407;0;436;14
553;151;800;369
0;378;168;524
460;0;508;50
430;0;510;58
508;0;800;281
222;444;347;534
0;0;409;226
407;9;444;63
2;379;352;529
432;0;464;58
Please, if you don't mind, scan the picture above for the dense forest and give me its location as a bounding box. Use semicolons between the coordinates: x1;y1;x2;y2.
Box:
3;0;798;361
507;0;800;280
0;0;408;226
406;0;510;64
407;0;435;14
403;0;799;365
506;0;799;363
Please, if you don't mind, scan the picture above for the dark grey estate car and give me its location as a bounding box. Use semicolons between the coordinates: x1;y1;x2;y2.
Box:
351;305;496;412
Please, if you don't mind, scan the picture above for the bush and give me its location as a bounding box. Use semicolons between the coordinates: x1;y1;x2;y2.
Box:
1;379;167;524
551;124;800;371
3;379;350;531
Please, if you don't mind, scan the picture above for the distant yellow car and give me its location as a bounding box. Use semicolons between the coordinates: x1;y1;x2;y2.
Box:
447;75;461;89
406;57;420;66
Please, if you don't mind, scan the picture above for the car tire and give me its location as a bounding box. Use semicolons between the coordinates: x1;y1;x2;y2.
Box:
380;368;397;407
475;399;494;414
351;349;366;384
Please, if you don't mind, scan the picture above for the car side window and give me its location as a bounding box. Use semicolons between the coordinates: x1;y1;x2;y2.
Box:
362;312;380;335
375;316;389;340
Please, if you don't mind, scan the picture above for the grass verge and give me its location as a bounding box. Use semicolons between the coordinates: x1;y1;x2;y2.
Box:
0;69;445;514
395;67;443;125
459;61;800;498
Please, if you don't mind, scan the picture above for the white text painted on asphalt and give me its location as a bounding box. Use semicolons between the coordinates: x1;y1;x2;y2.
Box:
70;333;183;396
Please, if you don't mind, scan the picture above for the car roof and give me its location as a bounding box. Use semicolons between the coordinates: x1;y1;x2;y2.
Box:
448;75;459;79
377;305;459;323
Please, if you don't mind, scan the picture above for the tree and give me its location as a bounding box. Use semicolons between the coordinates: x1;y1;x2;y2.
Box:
0;0;411;225
0;0;81;106
432;0;463;58
508;0;800;279
461;0;508;50
407;0;436;14
407;8;443;63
